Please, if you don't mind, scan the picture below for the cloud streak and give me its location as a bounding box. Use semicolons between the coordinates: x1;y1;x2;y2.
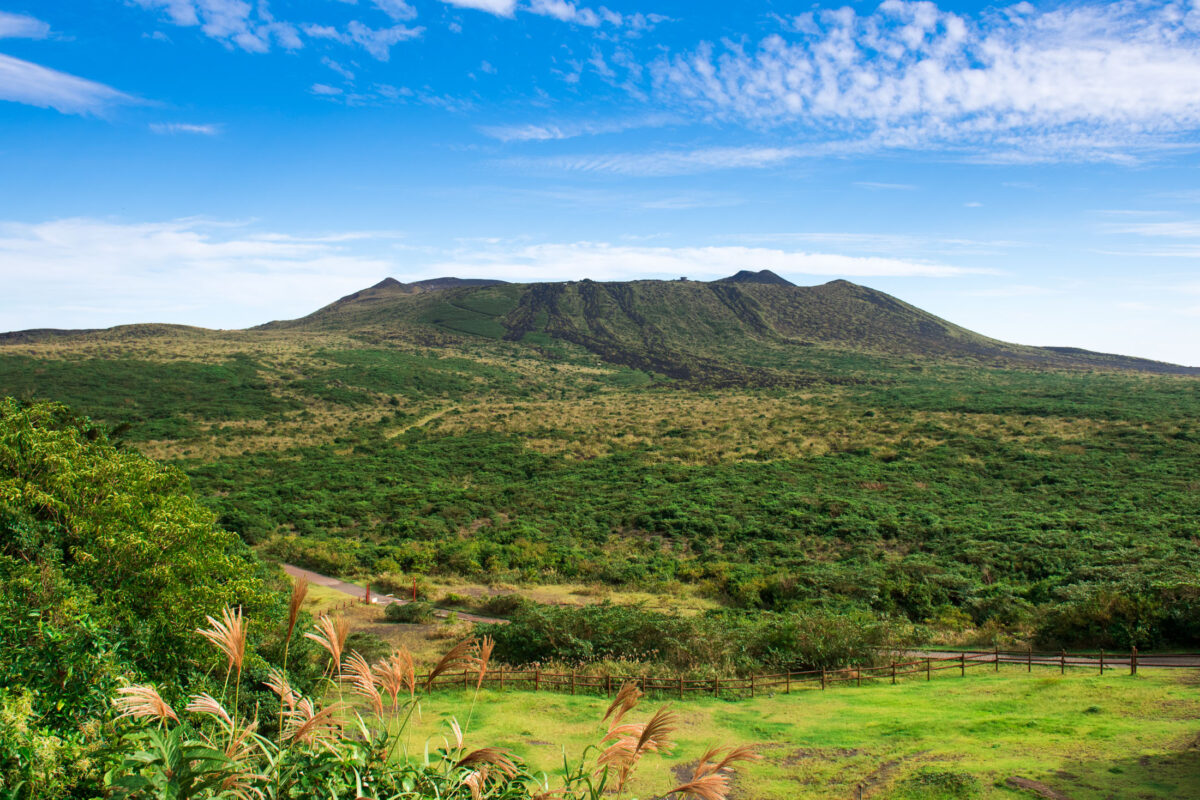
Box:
0;53;133;115
424;241;985;282
0;11;51;39
0;217;392;331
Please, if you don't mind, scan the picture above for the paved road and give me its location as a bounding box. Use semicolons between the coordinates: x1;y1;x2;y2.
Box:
281;563;509;625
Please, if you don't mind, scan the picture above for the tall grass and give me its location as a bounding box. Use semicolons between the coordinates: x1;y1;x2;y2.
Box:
107;605;756;799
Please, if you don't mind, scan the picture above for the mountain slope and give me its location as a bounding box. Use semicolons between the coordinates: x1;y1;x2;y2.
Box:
261;276;1199;378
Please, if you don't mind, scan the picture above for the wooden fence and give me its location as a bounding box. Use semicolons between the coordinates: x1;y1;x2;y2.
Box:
409;647;1197;701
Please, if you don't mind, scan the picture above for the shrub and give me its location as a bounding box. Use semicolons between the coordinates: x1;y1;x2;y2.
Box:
477;602;895;674
384;601;434;624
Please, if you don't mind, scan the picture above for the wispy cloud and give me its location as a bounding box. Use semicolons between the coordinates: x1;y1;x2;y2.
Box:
303;21;423;61
439;0;664;29
479;113;672;142
439;0;517;16
1104;220;1200;238
423;241;985;282
133;0;302;53
650;0;1200;161
150;122;221;135
501;143;832;176
0;53;133;115
855;181;915;191
0;217;394;331
0;11;51;39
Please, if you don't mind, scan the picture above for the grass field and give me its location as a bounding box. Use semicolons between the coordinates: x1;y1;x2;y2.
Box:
396;669;1200;799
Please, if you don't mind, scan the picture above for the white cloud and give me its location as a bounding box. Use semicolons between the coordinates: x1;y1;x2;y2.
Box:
439;0;517;17
0;53;133;115
150;122;221;134
1104;220;1200;238
305;21;422;60
133;0;302;53
321;56;355;80
0;11;51;39
650;0;1200;160
855;181;915;190
0;218;394;331
501;142;858;176
310;83;344;96
423;241;982;282
480;114;672;142
372;0;417;21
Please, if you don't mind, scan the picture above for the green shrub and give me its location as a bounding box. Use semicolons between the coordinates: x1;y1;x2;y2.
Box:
890;769;981;799
384;601;434;623
477;602;895;673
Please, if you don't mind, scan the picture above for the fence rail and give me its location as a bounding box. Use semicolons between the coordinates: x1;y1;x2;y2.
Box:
408;647;1192;701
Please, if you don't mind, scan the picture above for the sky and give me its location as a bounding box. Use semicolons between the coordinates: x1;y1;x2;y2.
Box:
2;1;1200;365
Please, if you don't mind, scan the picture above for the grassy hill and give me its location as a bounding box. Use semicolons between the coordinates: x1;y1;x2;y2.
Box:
2;275;1199;650
263;275;1199;381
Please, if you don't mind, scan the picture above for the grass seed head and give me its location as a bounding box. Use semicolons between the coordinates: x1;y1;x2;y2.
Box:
286;576;309;640
197;606;247;673
185;692;234;728
114;685;178;724
602;681;643;727
456;747;518;778
305;615;349;671
342;650;383;715
426;637;479;689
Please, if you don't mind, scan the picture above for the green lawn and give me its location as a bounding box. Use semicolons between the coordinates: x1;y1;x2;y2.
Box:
397;668;1200;799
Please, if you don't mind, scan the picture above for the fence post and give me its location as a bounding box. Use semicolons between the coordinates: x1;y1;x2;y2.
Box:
678;676;684;700
994;646;999;672
750;675;755;699
1131;647;1138;676
606;675;612;696
464;668;469;690
856;667;861;688
713;677;719;698
1060;650;1065;675
534;669;540;692
786;671;791;695
891;662;896;685
571;671;576;696
1027;646;1032;673
1099;649;1104;675
821;667;826;690
926;658;931;682
959;653;965;677
499;668;504;691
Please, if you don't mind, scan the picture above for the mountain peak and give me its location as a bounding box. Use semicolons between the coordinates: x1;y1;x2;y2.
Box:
714;269;795;287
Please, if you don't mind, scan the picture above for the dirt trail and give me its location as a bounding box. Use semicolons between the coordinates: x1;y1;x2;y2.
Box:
281;563;509;625
386;405;456;439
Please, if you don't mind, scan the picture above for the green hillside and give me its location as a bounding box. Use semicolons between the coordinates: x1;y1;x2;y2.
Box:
2;275;1199;652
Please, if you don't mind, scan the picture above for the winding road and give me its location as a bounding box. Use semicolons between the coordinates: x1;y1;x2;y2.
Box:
281;563;509;625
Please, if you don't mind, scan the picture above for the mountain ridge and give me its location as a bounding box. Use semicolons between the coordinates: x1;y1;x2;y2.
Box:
3;275;1197;376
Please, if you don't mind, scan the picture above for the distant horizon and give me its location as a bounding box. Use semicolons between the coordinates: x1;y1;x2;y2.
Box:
4;1;1200;365
6;270;1197;368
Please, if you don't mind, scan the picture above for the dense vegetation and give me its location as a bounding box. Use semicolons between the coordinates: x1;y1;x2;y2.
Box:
3;277;1199;655
0;399;290;795
477;602;897;673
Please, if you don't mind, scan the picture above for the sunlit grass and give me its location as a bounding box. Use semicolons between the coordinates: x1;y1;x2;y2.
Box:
398;669;1200;799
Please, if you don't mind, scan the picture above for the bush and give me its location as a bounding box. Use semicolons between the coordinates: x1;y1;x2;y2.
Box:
478;594;525;617
384;601;434;623
477;602;896;674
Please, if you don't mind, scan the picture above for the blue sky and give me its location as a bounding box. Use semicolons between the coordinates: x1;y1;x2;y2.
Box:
3;0;1200;365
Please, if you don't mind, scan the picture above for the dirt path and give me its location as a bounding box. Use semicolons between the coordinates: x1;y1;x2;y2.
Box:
386;405;456;439
282;563;509;625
